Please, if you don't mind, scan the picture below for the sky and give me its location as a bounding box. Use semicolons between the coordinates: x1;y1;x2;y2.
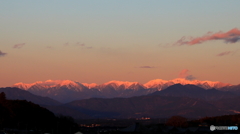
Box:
1;0;240;87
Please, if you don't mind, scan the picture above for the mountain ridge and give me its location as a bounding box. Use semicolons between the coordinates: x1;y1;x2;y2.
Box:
150;84;237;101
58;85;240;119
13;78;231;90
0;87;61;106
64;95;231;119
12;78;234;103
2;84;240;119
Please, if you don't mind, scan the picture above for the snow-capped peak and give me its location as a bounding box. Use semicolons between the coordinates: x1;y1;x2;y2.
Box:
13;82;35;90
12;78;231;92
58;80;78;87
104;80;140;89
13;80;80;90
144;78;230;90
82;83;98;89
144;79;168;88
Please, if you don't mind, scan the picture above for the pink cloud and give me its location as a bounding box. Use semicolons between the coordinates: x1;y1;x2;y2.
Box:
178;69;196;80
13;43;25;49
173;28;240;46
0;50;7;57
178;69;189;78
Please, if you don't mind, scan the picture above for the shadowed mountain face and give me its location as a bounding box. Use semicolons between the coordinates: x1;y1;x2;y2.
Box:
0;87;88;119
64;95;231;119
218;84;240;95
0;87;61;106
209;96;240;112
52;84;240;119
150;84;237;101
14;83;154;103
1;84;240;119
43;105;91;119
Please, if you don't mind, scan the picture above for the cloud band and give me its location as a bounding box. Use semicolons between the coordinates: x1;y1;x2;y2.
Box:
174;28;240;46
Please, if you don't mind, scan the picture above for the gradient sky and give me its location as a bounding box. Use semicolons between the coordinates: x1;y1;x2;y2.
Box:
1;0;240;87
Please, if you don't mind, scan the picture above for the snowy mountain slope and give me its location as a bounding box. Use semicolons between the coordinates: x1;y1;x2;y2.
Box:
12;78;232;103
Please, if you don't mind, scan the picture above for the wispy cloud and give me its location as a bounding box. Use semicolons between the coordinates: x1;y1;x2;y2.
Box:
216;51;235;57
185;75;196;80
63;42;69;46
139;66;155;68
178;69;196;80
76;42;93;49
173;28;240;46
76;42;85;46
0;50;7;57
13;43;25;49
86;46;93;49
46;46;54;49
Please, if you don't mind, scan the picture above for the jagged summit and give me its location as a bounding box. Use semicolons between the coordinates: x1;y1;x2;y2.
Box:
144;78;230;90
14;80;79;89
103;80;141;89
11;78;233;103
144;79;168;89
82;83;98;89
13;82;34;90
13;78;230;91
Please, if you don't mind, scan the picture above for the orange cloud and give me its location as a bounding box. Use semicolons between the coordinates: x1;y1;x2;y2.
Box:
174;28;240;46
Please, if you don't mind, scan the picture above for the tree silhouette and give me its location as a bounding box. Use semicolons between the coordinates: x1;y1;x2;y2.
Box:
0;91;78;133
166;116;188;127
0;92;6;102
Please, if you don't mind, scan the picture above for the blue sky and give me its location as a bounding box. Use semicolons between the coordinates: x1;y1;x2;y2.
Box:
0;1;240;86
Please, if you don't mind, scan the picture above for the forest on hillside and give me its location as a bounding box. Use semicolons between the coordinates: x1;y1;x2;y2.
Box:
0;92;78;134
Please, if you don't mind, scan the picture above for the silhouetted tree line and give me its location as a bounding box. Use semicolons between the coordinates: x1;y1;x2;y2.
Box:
0;92;78;134
194;114;240;126
165;114;240;127
165;116;188;127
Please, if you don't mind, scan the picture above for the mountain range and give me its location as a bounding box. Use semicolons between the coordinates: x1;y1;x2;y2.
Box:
1;80;240;119
12;78;235;103
53;84;240;119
